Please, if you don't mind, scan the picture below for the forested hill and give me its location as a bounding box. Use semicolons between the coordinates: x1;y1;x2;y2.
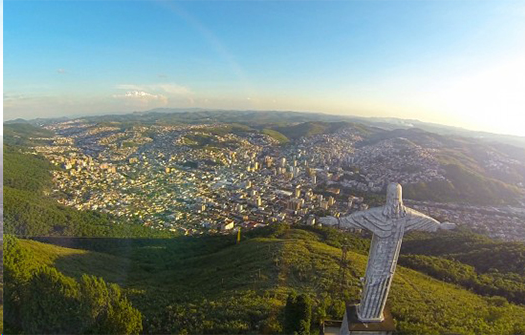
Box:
401;229;525;305
4;225;525;335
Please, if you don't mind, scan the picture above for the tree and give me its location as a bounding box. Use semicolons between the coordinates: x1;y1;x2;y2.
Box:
21;266;80;334
80;277;143;334
284;292;312;335
295;295;312;335
284;291;298;334
3;235;143;334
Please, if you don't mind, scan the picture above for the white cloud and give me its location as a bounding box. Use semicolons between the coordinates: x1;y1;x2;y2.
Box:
112;90;168;107
112;91;163;99
115;83;192;96
114;83;194;106
57;68;67;74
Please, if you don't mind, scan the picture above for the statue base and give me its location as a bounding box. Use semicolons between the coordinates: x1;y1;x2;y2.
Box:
339;304;395;335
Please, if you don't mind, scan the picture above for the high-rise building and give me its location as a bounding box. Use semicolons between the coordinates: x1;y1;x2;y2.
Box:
295;185;301;198
265;156;273;168
307;216;316;226
287;199;302;211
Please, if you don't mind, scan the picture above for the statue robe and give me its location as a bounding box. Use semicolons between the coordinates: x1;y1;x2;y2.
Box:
339;206;441;322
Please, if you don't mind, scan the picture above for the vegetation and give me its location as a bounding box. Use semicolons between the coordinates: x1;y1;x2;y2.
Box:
401;230;525;305
4;145;56;192
284;292;312;335
3;235;143;334
403;230;525;275
272;122;349;140
5;225;525;334
79;110;348;126
359;127;524;205
403;164;520;205
205;123;255;135
262;128;290;144
399;255;525;305
3;123;54;146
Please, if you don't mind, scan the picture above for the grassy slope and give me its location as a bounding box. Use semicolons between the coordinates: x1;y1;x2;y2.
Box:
3;123;55;147
271;122;344;140
18;230;525;335
403;164;520;205
262;129;289;144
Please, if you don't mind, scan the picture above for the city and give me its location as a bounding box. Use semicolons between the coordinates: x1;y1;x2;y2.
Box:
33;119;525;242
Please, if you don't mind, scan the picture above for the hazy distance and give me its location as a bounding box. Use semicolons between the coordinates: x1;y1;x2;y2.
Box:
4;1;525;136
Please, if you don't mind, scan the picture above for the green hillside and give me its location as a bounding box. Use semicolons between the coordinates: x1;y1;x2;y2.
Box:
3;123;55;146
399;230;525;305
402;230;525;276
78;110;349;126
403;163;520;205
357;128;524;205
262;128;290;144
3;236;143;334
272;121;373;140
7;226;525;335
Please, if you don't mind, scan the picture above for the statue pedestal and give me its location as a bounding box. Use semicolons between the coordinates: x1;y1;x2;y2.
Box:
339;304;395;335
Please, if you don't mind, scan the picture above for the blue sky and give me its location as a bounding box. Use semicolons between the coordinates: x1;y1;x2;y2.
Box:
4;1;525;136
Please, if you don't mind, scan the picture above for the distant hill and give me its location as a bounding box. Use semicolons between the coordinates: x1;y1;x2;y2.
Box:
3;123;54;146
271;121;375;140
262;129;289;144
7;225;525;335
358;127;524;204
7;108;525;148
343;116;525;149
77;109;349;126
403;164;521;204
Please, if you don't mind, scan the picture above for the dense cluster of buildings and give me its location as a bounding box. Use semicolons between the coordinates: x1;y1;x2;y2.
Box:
33;120;525;241
406;199;525;242
351;138;445;186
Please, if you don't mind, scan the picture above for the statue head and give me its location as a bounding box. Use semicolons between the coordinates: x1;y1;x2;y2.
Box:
383;183;406;218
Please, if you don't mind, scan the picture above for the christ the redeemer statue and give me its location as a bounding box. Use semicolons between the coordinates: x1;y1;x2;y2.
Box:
320;183;454;323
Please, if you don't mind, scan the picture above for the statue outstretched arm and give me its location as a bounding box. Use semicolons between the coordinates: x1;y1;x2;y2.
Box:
340;208;383;231
320;207;388;235
405;208;455;232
